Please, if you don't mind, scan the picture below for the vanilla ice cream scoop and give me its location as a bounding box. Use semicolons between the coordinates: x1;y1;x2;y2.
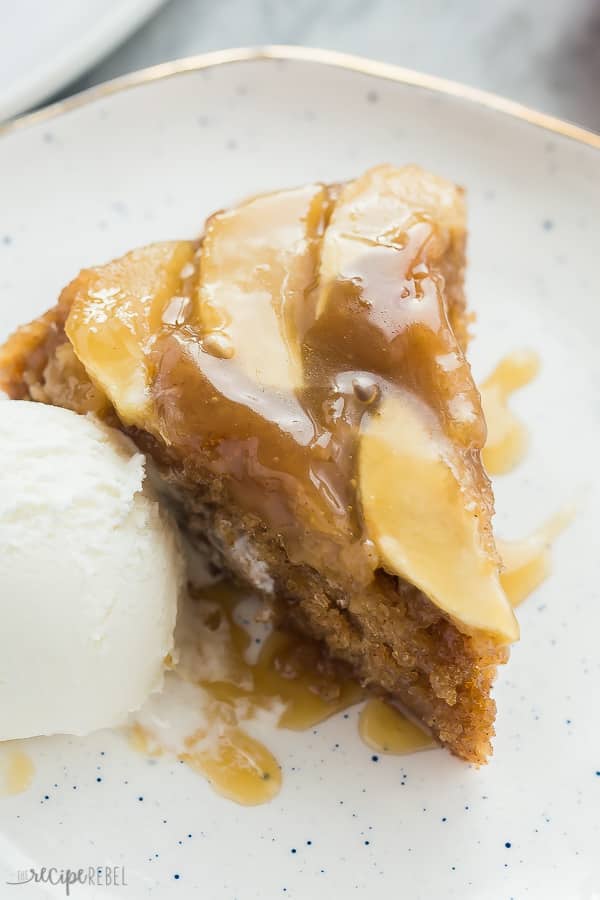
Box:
0;401;182;740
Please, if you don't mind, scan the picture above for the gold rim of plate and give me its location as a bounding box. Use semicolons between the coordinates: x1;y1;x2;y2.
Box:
0;44;599;148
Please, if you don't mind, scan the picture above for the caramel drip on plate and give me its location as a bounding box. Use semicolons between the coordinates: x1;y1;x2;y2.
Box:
480;350;540;475
498;507;575;607
181;726;281;806
131;719;280;806
193;585;363;729
238;629;364;731
359;699;435;754
0;748;34;796
479;351;574;606
131;584;362;806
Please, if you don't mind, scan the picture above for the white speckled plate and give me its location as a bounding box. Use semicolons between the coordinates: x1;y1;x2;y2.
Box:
0;0;167;122
1;47;599;900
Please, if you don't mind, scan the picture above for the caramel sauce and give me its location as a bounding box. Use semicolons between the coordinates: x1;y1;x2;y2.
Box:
132;677;283;807
182;726;281;805
0;748;34;796
132;583;362;805
131;713;281;806
359;698;435;754
498;508;574;607
480;350;540;475
480;351;573;606
252;630;364;730
188;584;363;727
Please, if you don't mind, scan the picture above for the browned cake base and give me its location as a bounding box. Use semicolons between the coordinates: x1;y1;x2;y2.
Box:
0;304;507;765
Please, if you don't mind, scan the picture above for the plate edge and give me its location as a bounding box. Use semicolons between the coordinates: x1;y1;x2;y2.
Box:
1;44;599;151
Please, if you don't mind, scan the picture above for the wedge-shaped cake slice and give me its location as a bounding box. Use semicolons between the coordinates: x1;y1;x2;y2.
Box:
0;165;518;763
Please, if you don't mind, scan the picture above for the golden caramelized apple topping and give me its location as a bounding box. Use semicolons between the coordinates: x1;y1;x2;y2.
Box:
63;165;518;642
359;393;518;642
197;184;331;388
66;242;195;426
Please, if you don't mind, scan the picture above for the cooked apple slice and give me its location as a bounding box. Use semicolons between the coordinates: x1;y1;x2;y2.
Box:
359;391;519;643
318;164;465;318
313;165;484;450
65;185;330;428
197;184;330;391
66;242;195;427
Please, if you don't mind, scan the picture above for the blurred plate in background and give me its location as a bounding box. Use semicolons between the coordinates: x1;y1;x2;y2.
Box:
0;0;167;121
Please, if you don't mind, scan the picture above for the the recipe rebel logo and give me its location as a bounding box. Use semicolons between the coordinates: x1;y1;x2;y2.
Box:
6;866;128;895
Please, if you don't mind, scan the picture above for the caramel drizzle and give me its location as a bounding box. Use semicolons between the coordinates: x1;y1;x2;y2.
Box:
480;350;540;475
498;508;575;608
359;699;436;754
131;583;363;805
481;350;573;606
0;747;35;796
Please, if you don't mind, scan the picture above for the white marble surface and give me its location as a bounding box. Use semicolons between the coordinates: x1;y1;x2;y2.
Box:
63;0;600;132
